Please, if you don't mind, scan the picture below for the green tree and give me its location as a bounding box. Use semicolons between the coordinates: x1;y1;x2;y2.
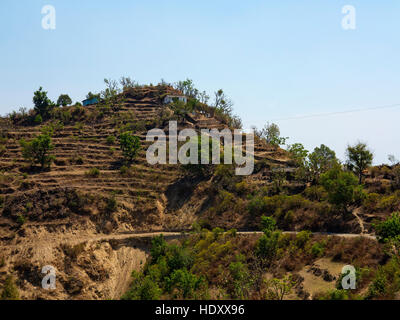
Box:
260;215;277;234
320;166;361;213
33;87;54;118
309;144;338;183
228;255;251;299
119;131;141;163
346;142;373;184
20;134;55;169
258;123;288;148
288;143;309;165
57;94;72;107
256;216;281;261
288;143;309;181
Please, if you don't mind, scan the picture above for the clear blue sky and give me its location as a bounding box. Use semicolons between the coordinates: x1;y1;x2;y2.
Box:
1;0;399;164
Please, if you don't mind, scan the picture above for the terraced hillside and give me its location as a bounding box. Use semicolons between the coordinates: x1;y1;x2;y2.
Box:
0;85;297;299
0;85;292;229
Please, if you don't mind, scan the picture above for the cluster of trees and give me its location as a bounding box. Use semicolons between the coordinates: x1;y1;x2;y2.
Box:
122;226;297;300
122;235;207;300
285;140;373;214
10;77;140;125
253;122;375;188
287;140;373;185
8;87;76;125
172;79;243;129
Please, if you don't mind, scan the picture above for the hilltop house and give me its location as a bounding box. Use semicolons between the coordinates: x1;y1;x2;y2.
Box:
163;95;187;105
82;97;99;106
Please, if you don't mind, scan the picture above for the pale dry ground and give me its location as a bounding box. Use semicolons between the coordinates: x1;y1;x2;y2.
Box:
296;258;345;299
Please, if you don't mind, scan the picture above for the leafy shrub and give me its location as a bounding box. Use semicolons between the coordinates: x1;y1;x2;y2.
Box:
363;193;380;212
86;168;100;178
108;147;116;155
166;244;194;272
311;242;325;257
377;192;400;212
374;212;400;243
105;195;117;213
70;155;84;165
122;271;162;300
315;289;349;300
66;191;93;214
235;181;250;196
303;186;327;201
1;276;19;300
74;122;84;133
264;275;295;300
214;190;235;214
248;196;266;216
106;135;116;145
34;114;43;124
260;215;276;233
41;121;64;136
228;255;251;299
256;231;281;261
119;165;131;176
0;145;5;156
50;107;73;124
168;269;206;299
367;267;388;298
16;214;25;226
295;230;311;248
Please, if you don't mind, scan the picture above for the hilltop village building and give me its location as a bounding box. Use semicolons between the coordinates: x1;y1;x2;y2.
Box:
163;95;188;104
82;97;99;106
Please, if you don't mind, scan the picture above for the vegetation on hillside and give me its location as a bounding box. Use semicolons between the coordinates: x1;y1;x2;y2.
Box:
122;217;398;300
1;78;400;300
